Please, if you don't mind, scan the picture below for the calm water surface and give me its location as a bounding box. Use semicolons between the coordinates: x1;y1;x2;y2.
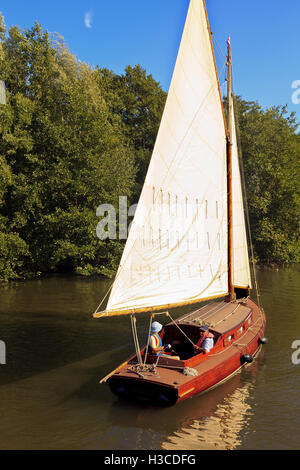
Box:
0;266;299;450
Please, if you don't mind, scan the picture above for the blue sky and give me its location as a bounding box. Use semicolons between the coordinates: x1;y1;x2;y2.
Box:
1;0;299;126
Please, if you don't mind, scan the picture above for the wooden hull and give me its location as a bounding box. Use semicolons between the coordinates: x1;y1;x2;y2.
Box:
106;298;266;406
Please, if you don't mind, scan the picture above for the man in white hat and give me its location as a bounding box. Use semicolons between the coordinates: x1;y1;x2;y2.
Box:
149;321;180;360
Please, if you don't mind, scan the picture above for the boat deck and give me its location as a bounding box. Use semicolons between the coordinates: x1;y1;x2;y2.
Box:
108;299;265;394
177;300;252;334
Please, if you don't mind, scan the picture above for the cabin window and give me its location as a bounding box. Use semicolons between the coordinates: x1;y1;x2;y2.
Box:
223;334;234;347
205;200;208;218
237;326;243;337
152;187;155;206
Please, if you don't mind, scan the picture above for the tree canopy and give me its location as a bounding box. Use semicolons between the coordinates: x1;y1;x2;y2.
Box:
233;96;300;264
0;18;299;281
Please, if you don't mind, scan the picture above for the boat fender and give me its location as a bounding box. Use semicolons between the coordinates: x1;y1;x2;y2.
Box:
258;336;268;345
183;367;198;376
241;353;254;364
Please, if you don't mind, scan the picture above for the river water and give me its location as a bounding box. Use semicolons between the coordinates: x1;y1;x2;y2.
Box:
0;266;299;450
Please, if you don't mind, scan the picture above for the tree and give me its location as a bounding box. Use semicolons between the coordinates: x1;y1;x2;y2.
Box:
0;16;298;281
0;21;136;280
233;96;300;263
96;64;167;201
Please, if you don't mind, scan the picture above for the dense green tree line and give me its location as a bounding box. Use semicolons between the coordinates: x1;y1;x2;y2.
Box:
0;17;299;281
233;97;299;264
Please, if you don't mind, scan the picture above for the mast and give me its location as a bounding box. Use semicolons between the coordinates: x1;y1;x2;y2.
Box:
226;36;235;301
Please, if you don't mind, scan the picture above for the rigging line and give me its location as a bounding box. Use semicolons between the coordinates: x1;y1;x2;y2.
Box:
143;314;154;366
130;315;143;365
200;301;229;321
212;33;227;61
166;311;197;347
230;65;262;310
213;304;240;326
177;303;211;322
212;36;227;84
93;280;114;315
232;91;263;311
182;301;228;326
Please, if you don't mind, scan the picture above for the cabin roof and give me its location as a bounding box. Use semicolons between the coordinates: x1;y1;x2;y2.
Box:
175;301;252;335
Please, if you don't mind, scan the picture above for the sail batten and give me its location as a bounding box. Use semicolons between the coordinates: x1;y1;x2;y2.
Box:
99;0;234;317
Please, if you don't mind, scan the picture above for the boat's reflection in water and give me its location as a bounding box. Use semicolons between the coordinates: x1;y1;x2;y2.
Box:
106;352;263;450
162;377;253;450
161;356;261;450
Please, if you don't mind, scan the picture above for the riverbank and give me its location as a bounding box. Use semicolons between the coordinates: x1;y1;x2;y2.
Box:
2;260;295;286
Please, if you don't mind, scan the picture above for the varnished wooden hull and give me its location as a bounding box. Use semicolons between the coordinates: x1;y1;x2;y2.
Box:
106;298;266;406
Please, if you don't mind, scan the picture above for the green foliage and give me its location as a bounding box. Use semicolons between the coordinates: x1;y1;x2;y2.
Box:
96;64;167;200
0;21;138;280
0;17;298;281
0;227;29;281
233;96;300;264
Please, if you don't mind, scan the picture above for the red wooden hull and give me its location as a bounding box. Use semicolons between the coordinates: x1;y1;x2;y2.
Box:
177;322;263;403
106;298;266;406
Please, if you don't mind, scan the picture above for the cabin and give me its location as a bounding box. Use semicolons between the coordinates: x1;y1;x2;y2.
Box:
135;301;254;368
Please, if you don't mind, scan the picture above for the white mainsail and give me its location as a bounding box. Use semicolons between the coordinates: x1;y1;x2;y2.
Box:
231;103;252;289
98;0;230;316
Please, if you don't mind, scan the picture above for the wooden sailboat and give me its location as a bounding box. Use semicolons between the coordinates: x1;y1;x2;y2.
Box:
93;0;267;406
